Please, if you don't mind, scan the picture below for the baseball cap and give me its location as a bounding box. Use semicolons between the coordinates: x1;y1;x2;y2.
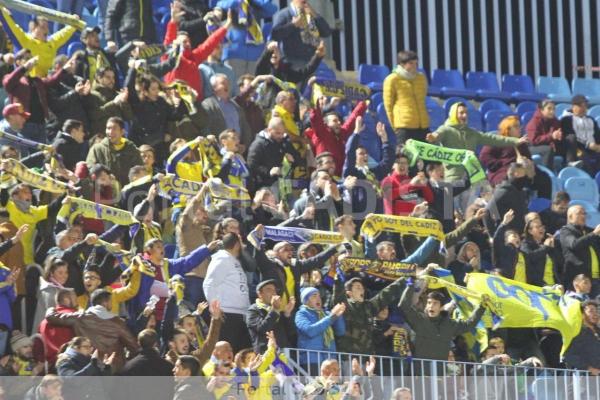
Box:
81;26;101;40
2;103;30;119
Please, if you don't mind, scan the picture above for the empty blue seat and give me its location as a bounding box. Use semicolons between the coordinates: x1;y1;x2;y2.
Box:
376;103;391;126
479;99;512;116
316;62;336;80
469;109;483;131
484;110;516;131
369;92;383;111
425;96;439;109
67;42;85;57
587;210;600;227
430;69;476;99
528;197;551;212
537;76;572;103
588;105;600;120
443;97;476;115
554;103;571;118
572;78;600;105
558;166;592;182
502;74;546;102
565;178;599;206
466;71;512;101
520;111;535;128
428;106;445;131
358;64;390;92
515;101;539;116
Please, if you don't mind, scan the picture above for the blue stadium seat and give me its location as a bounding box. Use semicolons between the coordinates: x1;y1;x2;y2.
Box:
528;197;551;212
501;74;546;102
558;166;592;182
466;71;512;101
479;99;512;116
67;42;85;57
587;211;600;227
358;64;390;92
587;105;600;120
484;110;516;132
554;103;571;118
537;76;572;103
443;97;476;115
515;101;538;116
469;109;483;131
430;69;476;99
376;103;391;127
564;177;599;207
520;111;535;129
316;62;336;80
594;171;600;195
572;78;600;105
596;116;600;128
537;165;560;197
425;96;439;109
369;92;383;112
428;105;445;131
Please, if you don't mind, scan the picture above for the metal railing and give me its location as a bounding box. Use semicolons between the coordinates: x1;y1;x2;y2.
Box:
282;348;600;400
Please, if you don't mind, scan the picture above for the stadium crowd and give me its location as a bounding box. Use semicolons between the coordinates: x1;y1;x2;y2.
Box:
0;0;597;399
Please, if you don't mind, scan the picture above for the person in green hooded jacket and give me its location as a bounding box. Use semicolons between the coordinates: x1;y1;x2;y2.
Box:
426;102;528;183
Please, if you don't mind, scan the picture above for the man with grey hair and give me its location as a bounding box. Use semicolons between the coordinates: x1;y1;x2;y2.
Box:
247;116;300;190
200;73;252;151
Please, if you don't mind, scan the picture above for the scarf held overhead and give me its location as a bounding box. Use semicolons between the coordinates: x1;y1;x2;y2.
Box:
5;158;70;194
403;139;486;184
247;225;344;248
58;196;139;227
339;257;416;280
360;214;445;241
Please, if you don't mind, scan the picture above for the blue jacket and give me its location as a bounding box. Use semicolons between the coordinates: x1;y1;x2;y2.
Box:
271;6;331;63
295;305;345;365
0;265;16;330
128;245;212;318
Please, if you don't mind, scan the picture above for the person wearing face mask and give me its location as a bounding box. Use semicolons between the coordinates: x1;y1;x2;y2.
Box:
480;116;552;198
483;163;529;234
426;102;528;183
560;205;600;296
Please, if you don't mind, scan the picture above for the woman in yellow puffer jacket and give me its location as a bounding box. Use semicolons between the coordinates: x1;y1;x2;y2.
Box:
383;50;429;143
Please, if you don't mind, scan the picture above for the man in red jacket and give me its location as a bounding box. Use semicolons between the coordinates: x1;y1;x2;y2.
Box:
305;95;367;177
162;8;233;98
381;152;433;216
39;288;76;367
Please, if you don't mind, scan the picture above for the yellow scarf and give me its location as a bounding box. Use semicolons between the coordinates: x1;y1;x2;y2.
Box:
273;105;298;137
304;306;334;348
112;137;127;151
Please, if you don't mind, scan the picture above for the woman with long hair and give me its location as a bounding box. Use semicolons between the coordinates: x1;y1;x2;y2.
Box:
480;115;552;198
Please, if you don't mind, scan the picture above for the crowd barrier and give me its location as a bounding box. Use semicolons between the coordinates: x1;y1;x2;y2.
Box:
282;348;600;400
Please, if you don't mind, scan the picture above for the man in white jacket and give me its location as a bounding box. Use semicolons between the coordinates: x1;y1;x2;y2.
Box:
203;233;251;352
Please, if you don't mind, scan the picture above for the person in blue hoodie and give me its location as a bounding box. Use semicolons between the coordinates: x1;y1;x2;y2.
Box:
295;286;345;373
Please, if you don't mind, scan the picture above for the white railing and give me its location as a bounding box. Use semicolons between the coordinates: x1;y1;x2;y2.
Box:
283;347;600;400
